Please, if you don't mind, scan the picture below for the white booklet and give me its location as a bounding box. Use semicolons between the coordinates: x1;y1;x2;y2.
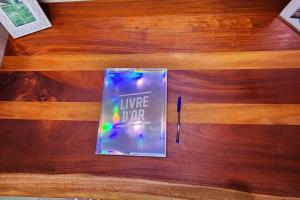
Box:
96;68;167;157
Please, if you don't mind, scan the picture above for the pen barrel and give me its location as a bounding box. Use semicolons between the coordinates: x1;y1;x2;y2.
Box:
177;97;182;112
176;112;180;143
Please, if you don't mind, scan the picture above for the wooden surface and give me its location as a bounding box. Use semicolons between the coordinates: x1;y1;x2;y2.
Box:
1;52;300;199
1;174;300;200
1;0;300;199
4;0;300;55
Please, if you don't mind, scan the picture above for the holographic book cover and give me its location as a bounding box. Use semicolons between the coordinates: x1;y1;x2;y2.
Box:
96;68;167;157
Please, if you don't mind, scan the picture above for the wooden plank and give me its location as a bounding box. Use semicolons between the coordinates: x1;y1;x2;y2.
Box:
0;71;102;102
0;101;299;125
168;69;300;104
0;120;299;197
0;101;100;121
1;69;300;103
2;51;300;71
0;173;299;200
5;1;300;55
43;0;290;17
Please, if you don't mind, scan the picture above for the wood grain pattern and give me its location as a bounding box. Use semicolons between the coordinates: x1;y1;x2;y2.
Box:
0;71;102;102
1;52;300;198
0;101;299;125
168;69;300;104
2;51;300;71
0;173;299;200
1;69;300;103
2;0;300;198
0;120;299;197
1;54;300;198
5;1;300;55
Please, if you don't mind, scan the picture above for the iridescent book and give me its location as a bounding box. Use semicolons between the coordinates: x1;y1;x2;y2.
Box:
96;68;167;157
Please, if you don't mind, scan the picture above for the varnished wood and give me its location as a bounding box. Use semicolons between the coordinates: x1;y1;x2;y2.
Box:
0;71;102;102
0;101;299;125
2;0;300;198
0;120;299;197
2;51;300;71
0;52;300;198
5;1;300;55
0;101;100;121
1;68;300;103
0;53;299;198
0;173;298;200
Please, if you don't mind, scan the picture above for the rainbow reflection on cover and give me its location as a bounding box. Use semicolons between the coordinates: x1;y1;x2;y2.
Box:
96;68;167;157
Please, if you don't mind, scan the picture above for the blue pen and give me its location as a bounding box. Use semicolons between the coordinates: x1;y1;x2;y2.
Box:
176;96;181;144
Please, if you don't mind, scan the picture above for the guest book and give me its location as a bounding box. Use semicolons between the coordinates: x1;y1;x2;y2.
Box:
96;68;167;157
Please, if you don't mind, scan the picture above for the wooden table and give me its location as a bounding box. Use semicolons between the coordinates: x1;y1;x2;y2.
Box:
1;1;300;199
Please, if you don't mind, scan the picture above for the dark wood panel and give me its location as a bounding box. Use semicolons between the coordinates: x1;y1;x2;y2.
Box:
169;69;300;103
5;0;300;55
1;69;300;103
44;0;290;17
0;71;102;102
0;119;299;197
